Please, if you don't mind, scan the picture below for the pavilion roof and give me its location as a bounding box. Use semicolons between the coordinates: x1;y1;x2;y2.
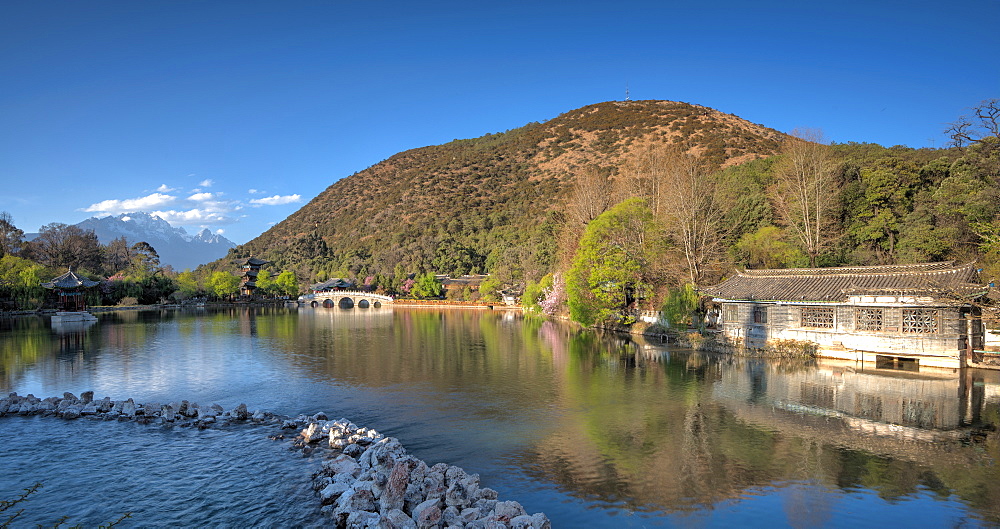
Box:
701;261;986;303
42;270;100;290
235;257;269;266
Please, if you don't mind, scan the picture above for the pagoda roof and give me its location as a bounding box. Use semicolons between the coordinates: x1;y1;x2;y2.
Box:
235;257;269;266
702;261;986;303
42;270;100;290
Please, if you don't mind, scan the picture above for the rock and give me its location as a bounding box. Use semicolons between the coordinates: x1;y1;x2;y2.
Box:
252;409;266;421
96;397;113;413
490;501;527;523
62;392;77;402
412;497;443;528
343;443;365;459
231;403;249;420
80;402;99;416
479;488;499;500
62;407;81;420
312;411;328;421
143;402;161;417
80;391;94;404
161;404;175;421
335;483;377;518
323;455;362;478
345;510;380;528
441;506;461;526
459;507;482;524
382;508;417;529
319;482;352;505
359;437;405;472
121;398;136;418
302;422;325;444
380;458;416;514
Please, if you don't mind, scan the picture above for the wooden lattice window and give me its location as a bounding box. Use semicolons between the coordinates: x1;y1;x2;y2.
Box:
855;308;884;332
723;305;739;323
801;307;834;328
902;308;939;334
753;305;767;324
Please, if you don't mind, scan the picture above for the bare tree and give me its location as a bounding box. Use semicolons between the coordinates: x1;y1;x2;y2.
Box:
946;98;1000;148
656;147;725;285
0;211;24;258
771;129;839;267
568;165;617;227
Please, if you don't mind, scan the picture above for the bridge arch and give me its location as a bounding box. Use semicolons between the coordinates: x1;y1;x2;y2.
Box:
338;297;354;308
358;299;370;309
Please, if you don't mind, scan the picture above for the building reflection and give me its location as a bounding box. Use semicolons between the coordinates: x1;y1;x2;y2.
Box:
520;338;1000;524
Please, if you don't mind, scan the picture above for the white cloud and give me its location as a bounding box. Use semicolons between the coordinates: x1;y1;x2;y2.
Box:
151;208;237;226
248;188;263;194
156;184;176;192
249;194;302;206
83;193;176;214
199;179;214;188
188;192;214;201
215;229;225;235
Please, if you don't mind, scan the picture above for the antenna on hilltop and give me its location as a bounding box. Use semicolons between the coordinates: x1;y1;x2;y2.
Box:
625;83;631;102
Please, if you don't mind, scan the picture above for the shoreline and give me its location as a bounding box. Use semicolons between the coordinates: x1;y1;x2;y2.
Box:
0;391;550;529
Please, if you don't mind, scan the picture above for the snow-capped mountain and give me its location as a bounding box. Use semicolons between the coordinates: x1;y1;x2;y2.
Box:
75;212;236;270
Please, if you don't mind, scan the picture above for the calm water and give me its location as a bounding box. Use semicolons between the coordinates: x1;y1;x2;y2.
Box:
2;307;1000;527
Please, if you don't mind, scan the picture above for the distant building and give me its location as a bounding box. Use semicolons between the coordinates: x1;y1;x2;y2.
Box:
235;257;269;297
42;269;100;311
702;262;988;370
310;277;354;292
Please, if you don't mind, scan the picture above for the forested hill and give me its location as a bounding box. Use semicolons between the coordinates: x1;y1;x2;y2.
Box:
221;100;786;283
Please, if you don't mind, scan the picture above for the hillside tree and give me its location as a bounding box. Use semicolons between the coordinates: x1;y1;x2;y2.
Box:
0;212;24;258
771;129;839;267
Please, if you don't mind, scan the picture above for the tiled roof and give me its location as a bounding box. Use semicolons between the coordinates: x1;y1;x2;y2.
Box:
41;270;100;290
702;261;986;302
235;257;269;266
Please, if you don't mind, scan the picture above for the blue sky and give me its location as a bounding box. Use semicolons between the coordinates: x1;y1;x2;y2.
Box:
1;1;997;244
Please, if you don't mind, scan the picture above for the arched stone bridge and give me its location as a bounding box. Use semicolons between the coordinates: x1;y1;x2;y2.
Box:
307;291;394;309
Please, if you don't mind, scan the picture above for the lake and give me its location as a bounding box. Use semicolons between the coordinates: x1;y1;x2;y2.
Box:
2;306;999;527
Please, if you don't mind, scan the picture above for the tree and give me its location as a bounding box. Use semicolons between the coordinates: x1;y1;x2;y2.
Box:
255;271;275;297
0;212;24;258
275;270;299;297
846;158;921;263
945;98;1000;148
569;165;618;227
771;129;840;267
104;236;132;275
655;147;725;284
207;271;239;300
174;269;200;299
566;198;667;326
410;272;442;299
129;241;161;277
25;223;102;272
735;226;807;269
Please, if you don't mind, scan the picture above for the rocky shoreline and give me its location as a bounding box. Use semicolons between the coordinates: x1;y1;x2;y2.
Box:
0;391;551;529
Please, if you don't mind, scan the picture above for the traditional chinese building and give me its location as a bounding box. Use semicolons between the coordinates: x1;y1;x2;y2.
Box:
702;262;988;370
310;277;354;293
41;269;100;311
235;257;269;297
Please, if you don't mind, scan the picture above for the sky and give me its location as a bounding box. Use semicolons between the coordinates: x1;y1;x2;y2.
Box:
1;1;997;244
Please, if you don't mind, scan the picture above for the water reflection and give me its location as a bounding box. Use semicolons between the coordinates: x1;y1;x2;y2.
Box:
519;327;1000;525
2;308;1000;527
